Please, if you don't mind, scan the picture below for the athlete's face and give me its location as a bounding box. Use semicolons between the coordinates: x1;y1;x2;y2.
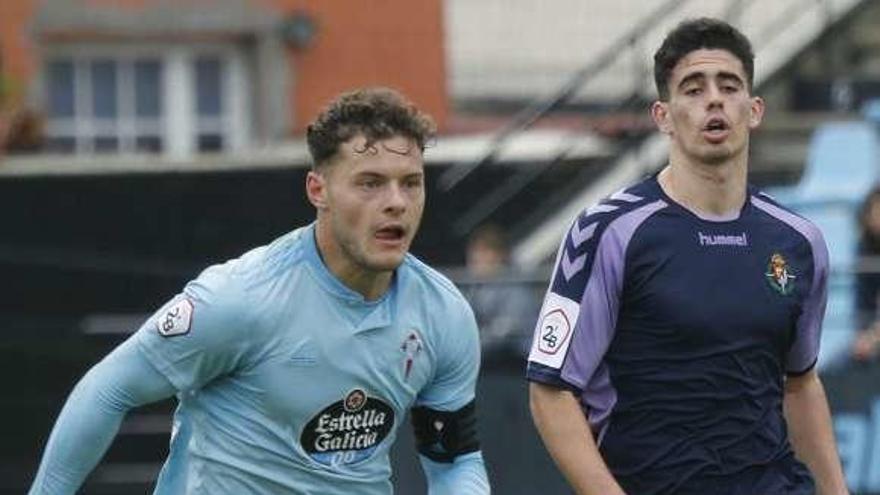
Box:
652;48;764;166
307;134;425;276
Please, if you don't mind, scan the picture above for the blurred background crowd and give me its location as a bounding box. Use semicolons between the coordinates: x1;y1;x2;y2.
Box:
2;0;880;493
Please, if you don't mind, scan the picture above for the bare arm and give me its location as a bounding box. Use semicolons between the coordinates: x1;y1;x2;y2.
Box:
783;369;849;495
529;382;625;495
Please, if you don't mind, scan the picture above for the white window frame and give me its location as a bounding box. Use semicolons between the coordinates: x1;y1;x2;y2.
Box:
41;42;251;158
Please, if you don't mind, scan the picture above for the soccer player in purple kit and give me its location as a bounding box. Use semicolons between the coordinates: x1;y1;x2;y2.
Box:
527;18;849;495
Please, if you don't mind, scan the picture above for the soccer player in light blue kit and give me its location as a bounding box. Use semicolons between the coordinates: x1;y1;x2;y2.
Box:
29;87;490;494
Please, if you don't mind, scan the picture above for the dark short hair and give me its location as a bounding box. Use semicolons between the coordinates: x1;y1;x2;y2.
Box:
306;87;436;168
653;18;755;100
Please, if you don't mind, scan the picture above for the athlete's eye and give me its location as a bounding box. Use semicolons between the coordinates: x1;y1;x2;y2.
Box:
403;177;423;190
358;179;382;190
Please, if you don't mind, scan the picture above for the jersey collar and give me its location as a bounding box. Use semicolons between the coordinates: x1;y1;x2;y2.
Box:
303;223;397;332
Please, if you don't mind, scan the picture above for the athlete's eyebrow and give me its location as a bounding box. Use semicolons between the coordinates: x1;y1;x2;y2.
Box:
353;171;386;180
716;71;745;86
677;72;706;89
678;70;745;90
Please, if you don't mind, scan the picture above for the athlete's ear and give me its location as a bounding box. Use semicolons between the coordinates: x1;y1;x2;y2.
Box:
748;95;765;130
651;101;673;135
306;170;328;210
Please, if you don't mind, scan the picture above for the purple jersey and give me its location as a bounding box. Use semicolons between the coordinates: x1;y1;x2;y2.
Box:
527;175;828;495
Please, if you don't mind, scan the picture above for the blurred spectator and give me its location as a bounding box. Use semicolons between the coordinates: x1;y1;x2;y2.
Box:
0;65;8;154
4;108;44;153
0;107;43;156
0;109;9;154
852;185;880;361
462;224;539;362
1;52;43;156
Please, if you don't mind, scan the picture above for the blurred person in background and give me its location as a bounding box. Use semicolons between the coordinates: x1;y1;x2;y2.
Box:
527;18;848;495
0;57;43;156
0;109;9;154
0;53;10;156
852;185;880;362
0;107;44;154
28;87;489;495
463;224;539;363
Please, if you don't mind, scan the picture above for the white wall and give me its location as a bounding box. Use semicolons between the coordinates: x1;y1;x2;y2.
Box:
445;0;864;104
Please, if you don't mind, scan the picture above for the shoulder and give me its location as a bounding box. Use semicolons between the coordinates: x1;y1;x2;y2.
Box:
185;227;311;315
550;179;667;289
233;227;310;285
400;254;472;313
749;191;827;249
398;255;478;350
217;227;310;288
569;179;668;251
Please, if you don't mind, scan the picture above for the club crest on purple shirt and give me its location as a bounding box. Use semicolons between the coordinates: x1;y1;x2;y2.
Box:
765;252;797;295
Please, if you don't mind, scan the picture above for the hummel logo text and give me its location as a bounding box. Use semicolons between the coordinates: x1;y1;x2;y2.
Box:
698;231;748;247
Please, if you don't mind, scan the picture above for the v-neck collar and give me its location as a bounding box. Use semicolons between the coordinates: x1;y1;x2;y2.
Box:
303;223;396;332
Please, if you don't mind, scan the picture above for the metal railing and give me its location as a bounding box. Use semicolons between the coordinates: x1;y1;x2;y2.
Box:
509;0;871;268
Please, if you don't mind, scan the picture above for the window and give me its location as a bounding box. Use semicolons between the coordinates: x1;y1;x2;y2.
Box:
45;56;164;154
43;45;249;156
195;56;225;152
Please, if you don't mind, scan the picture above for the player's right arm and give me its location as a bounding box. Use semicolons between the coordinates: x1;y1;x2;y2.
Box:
30;263;255;494
529;382;625;495
526;199;651;495
28;337;177;494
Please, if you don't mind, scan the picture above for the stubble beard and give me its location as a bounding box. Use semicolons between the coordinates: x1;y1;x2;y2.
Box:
336;226;405;275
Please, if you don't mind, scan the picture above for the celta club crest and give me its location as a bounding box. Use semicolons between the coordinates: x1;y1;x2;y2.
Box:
400;330;423;380
344;389;367;412
765;253;797;295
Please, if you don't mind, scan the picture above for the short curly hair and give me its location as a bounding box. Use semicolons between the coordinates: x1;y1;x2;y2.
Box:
306;87;436;168
653;18;754;101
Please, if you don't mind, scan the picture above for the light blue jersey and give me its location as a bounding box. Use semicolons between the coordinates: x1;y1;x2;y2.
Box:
29;224;487;495
141;224;481;493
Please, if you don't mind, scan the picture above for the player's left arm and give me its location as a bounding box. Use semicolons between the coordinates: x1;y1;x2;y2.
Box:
782;227;847;494
783;368;849;495
412;400;488;494
412;300;490;494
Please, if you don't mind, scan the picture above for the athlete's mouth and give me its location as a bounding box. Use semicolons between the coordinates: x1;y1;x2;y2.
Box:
376;225;406;241
704;117;729;132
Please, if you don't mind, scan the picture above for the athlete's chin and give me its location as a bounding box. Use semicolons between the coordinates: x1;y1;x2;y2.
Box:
365;251;407;272
698;147;734;165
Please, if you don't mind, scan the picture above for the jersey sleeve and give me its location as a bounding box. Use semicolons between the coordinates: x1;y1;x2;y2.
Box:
416;298;481;411
526;210;624;392
786;226;830;374
135;262;257;391
28;338;176;495
526;198;662;392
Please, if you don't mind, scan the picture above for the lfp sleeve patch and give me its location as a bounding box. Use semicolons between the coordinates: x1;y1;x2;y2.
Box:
529;292;580;369
156;298;194;337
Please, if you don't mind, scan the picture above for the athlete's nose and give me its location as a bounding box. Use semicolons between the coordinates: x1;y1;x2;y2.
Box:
706;82;724;109
384;182;407;215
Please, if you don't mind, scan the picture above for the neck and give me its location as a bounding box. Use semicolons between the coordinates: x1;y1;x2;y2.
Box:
659;152;748;220
314;221;393;301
